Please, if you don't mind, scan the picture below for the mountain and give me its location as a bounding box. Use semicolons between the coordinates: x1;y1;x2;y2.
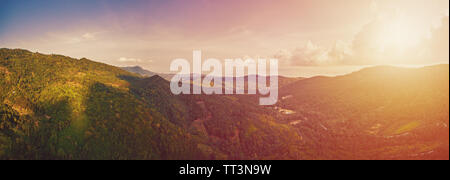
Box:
121;66;157;77
121;65;302;88
0;49;203;159
1;48;448;160
121;66;174;80
175;64;449;160
277;65;449;159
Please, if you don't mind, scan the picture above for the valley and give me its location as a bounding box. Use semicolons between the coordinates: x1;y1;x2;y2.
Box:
1;48;448;160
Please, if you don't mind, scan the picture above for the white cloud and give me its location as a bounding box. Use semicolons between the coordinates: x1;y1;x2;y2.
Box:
48;32;99;44
82;33;96;40
275;40;353;66
423;16;449;61
329;40;354;64
118;57;143;63
275;10;449;67
370;0;378;14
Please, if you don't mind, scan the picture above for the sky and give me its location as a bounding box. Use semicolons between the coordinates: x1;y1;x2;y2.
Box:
0;0;448;77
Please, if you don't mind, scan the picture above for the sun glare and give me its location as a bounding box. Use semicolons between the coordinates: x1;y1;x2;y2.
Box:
377;16;421;53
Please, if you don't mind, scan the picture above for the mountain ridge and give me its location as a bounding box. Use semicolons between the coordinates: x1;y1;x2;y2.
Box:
1;48;448;160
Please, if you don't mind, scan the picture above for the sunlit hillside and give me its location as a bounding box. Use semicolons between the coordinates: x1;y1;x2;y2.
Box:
1;48;448;160
278;65;449;159
0;49;202;159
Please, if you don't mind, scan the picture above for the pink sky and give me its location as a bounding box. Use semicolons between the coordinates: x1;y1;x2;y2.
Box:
1;0;448;77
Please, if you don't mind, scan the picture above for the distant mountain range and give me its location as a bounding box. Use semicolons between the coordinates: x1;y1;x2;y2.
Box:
1;48;448;160
121;66;158;77
121;66;174;80
121;65;303;90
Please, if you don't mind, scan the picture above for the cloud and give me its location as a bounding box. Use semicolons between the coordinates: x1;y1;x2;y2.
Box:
350;16;388;64
118;57;143;63
275;40;353;66
275;41;329;66
48;32;99;44
275;11;449;67
424;16;449;61
329;40;354;64
82;33;96;40
370;0;378;14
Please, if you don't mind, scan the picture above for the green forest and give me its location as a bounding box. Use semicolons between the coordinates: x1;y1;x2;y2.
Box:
0;48;448;160
0;49;202;159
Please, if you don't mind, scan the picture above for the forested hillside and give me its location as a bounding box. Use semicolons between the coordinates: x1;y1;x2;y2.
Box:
278;65;449;159
121;66;174;80
0;49;202;159
1;48;448;160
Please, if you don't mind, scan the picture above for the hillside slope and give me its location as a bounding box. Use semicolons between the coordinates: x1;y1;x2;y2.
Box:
121;66;174;80
1;48;448;160
278;65;449;159
121;66;157;77
0;49;203;159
